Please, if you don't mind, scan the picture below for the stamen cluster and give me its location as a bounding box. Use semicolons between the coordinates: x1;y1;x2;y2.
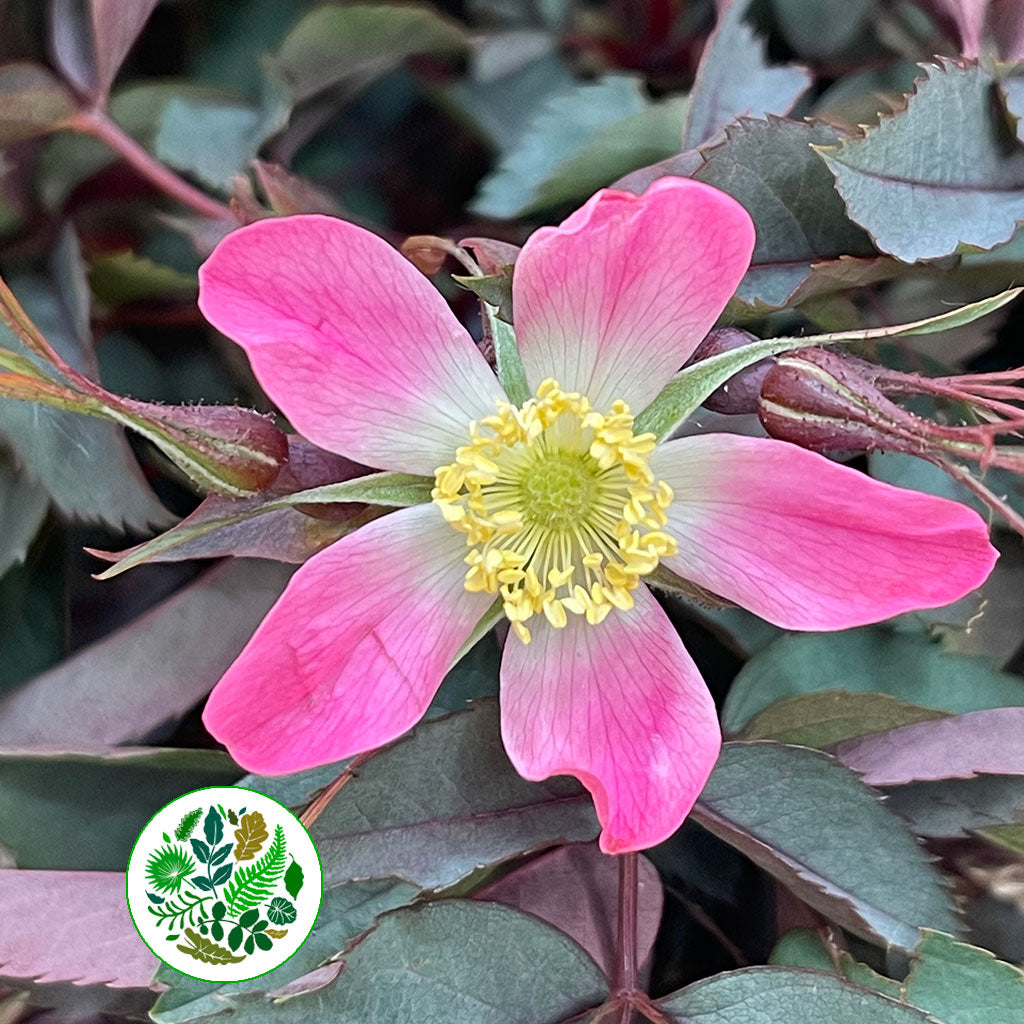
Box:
432;379;676;642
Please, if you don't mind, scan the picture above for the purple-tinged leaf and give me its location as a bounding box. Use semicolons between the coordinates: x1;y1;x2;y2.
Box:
992;0;1024;60
913;0;987;57
50;0;160;101
88;439;371;576
834;708;1024;786
692;742;960;951
252;160;345;216
0;63;77;144
310;702;600;891
476;843;662;983
681;0;810;150
0;871;157;988
742;691;948;748
0;559;292;749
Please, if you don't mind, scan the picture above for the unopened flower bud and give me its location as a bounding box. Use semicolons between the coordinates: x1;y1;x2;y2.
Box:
112;398;289;496
758;349;937;457
687;328;771;414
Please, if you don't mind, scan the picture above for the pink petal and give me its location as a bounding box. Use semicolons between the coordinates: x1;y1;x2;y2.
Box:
198;215;505;475
652;434;998;630
202;504;493;773
500;585;721;853
512;178;755;413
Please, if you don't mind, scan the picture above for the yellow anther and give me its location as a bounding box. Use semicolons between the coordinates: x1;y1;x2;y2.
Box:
543;599;568;628
603;586;634;611
547;565;575;587
432;379;676;642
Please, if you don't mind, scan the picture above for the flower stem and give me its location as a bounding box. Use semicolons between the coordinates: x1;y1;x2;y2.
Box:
616;852;640;999
70;108;235;222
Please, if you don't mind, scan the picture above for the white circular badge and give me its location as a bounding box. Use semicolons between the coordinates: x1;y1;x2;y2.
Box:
126;786;323;982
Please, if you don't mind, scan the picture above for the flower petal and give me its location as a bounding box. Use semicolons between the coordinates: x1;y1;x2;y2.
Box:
198;215;506;474
202;504;493;773
500;585;721;853
652;434;998;630
513;178;755;413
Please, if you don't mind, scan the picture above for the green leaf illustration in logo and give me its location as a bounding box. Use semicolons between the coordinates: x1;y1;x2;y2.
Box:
266;897;296;925
204;806;224;846
211;862;234;886
176;927;245;965
147;890;210;930
227;809;239;825
233;811;268;861
145;844;197;895
284;858;304;900
254;932;273;951
210;842;233;865
238;908;260;929
174;808;203;841
223;825;286;916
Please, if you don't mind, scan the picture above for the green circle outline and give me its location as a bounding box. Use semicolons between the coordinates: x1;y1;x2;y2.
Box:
125;784;325;985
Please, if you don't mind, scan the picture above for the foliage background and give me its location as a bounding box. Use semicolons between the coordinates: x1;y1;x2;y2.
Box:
0;0;1023;1021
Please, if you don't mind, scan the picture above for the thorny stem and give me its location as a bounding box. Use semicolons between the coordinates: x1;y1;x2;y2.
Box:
70;107;236;222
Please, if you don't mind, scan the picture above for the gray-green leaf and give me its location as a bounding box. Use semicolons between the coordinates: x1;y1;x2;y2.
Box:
692;742;961;950
818;60;1024;262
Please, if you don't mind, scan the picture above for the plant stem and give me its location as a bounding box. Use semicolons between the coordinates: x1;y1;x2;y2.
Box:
299;750;376;827
70;107;235;222
617;852;640;999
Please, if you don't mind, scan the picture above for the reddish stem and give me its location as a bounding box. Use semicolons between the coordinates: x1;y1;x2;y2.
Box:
617;852;640;1009
70;108;235;222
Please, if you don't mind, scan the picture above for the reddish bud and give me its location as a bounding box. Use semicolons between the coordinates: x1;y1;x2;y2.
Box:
687;328;772;414
758;348;936;457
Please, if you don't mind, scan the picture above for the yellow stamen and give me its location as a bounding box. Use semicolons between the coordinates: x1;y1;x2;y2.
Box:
431;379;677;640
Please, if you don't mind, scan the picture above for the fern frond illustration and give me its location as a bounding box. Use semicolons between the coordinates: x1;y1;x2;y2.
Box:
145;844;197;894
174;808;203;841
223;825;286;916
147;890;210;930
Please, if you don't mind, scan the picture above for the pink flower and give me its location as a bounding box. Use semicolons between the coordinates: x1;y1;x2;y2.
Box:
197;179;997;854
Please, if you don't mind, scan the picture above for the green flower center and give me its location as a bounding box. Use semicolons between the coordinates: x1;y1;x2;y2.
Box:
519;450;599;530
